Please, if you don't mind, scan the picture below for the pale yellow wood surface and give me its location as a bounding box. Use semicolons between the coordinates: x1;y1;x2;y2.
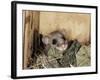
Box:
40;12;90;44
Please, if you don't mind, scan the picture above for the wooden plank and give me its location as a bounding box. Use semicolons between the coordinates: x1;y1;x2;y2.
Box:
23;11;40;69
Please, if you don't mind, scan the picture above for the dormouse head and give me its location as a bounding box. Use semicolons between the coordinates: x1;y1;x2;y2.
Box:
42;31;68;51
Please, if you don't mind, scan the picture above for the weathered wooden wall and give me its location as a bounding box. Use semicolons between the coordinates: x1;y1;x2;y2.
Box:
23;11;40;69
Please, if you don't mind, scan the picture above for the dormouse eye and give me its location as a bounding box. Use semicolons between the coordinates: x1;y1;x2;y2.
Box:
52;39;57;45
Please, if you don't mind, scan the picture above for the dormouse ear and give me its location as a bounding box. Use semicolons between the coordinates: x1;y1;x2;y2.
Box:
60;29;70;40
60;29;67;36
42;36;50;45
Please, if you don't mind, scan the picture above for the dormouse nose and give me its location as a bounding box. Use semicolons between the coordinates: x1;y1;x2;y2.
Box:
52;39;57;45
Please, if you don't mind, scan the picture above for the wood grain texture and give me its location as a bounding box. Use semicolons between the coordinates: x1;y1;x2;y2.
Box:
23;11;40;69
